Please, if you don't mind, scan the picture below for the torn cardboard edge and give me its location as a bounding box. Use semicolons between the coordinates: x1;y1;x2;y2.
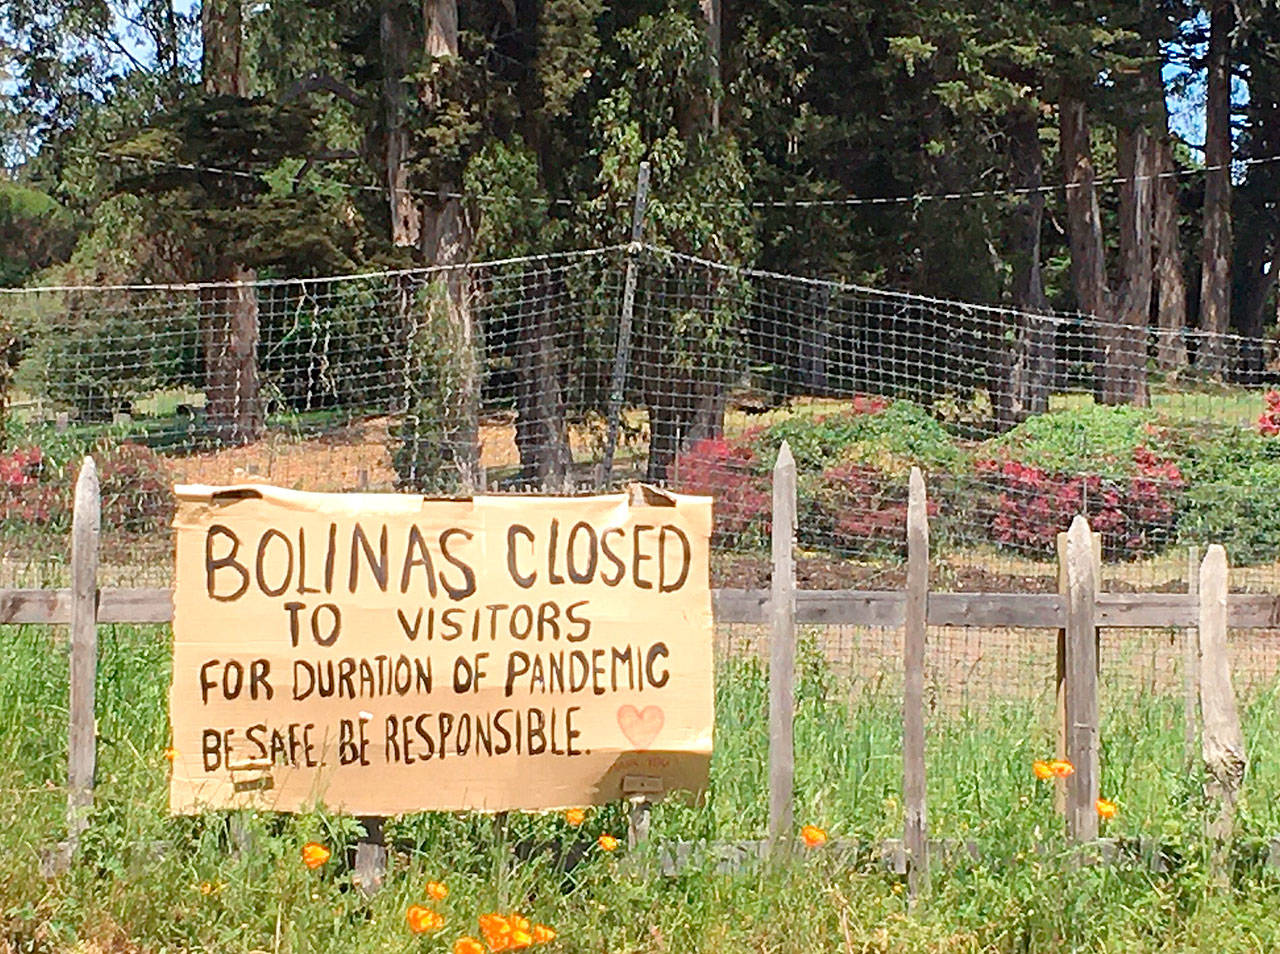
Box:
173;482;696;510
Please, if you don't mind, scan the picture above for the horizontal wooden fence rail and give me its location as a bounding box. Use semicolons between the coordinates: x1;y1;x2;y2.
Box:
6;586;1280;629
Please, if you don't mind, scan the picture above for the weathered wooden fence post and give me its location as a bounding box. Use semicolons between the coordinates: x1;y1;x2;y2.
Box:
1064;515;1100;842
768;441;796;853
65;456;101;867
1184;546;1201;770
1055;520;1100;823
903;467;929;898
1198;544;1245;879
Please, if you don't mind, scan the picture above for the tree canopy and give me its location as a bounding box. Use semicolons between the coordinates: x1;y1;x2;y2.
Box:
3;0;1278;421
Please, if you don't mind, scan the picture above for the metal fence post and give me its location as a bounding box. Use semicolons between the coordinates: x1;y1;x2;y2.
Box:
598;161;651;487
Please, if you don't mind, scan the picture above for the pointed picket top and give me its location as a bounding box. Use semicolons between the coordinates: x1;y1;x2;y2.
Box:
908;466;926;528
774;439;795;476
1066;513;1091;548
1201;543;1228;589
74;456;100;523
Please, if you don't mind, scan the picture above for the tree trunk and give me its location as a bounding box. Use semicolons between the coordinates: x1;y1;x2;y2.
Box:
514;268;571;489
641;3;727;481
993;107;1053;430
382;0;420;247
201;0;244;96
1153;80;1188;372
202;264;264;442
1236;239;1279;381
200;0;261;444
1059;96;1111;401
419;0;479;489
1199;0;1234;376
1241;241;1280;340
645;357;730;484
1106;125;1154;406
700;0;721;131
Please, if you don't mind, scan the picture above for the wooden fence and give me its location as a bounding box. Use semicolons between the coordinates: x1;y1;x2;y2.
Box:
0;450;1268;886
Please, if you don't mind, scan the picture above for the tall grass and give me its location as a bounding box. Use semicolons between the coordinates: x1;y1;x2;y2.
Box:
3;622;1280;953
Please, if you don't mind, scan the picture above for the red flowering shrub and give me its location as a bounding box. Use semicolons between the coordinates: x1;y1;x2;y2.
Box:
96;441;173;533
807;461;939;556
0;446;63;527
672;437;771;547
1258;389;1280;436
0;446;42;487
975;445;1184;559
0;440;172;537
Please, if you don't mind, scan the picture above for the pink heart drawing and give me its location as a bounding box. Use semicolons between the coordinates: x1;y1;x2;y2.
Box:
616;705;664;750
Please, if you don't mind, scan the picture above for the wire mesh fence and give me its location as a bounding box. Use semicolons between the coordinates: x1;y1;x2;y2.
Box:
9;243;1280;843
6;242;1280;679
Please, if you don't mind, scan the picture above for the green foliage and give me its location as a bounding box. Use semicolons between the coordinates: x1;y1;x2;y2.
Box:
11;284;198;422
258;281;398;413
983;403;1174;478
534;0;604;119
1177;427;1280;564
0;182;78;287
464;139;568;259
754;399;966;476
589;9;753;261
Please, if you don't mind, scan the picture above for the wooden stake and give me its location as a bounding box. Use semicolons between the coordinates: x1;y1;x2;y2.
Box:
903;467;929;898
1198;544;1245;875
1064;516;1099;842
65;457;101;866
1184;546;1201;770
353;815;388;896
1055;530;1068;819
768;441;796;852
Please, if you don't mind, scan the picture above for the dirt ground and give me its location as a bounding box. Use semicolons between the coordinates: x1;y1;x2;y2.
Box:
167;415;540;490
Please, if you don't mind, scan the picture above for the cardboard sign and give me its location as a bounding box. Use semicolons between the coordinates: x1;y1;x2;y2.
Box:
168;485;714;815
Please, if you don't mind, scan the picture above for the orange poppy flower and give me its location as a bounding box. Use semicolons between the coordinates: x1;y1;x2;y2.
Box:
597;834;619;852
426;880;449;901
480;913;513;952
1032;760;1053;780
563;808;586;827
301;842;331;869
800;825;827;848
455;937;486;954
407;905;445;934
1095;798;1118;820
1049;759;1075;778
163;746;178;762
532;925;556;944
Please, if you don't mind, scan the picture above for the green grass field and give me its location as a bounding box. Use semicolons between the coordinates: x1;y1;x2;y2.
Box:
4;623;1280;953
